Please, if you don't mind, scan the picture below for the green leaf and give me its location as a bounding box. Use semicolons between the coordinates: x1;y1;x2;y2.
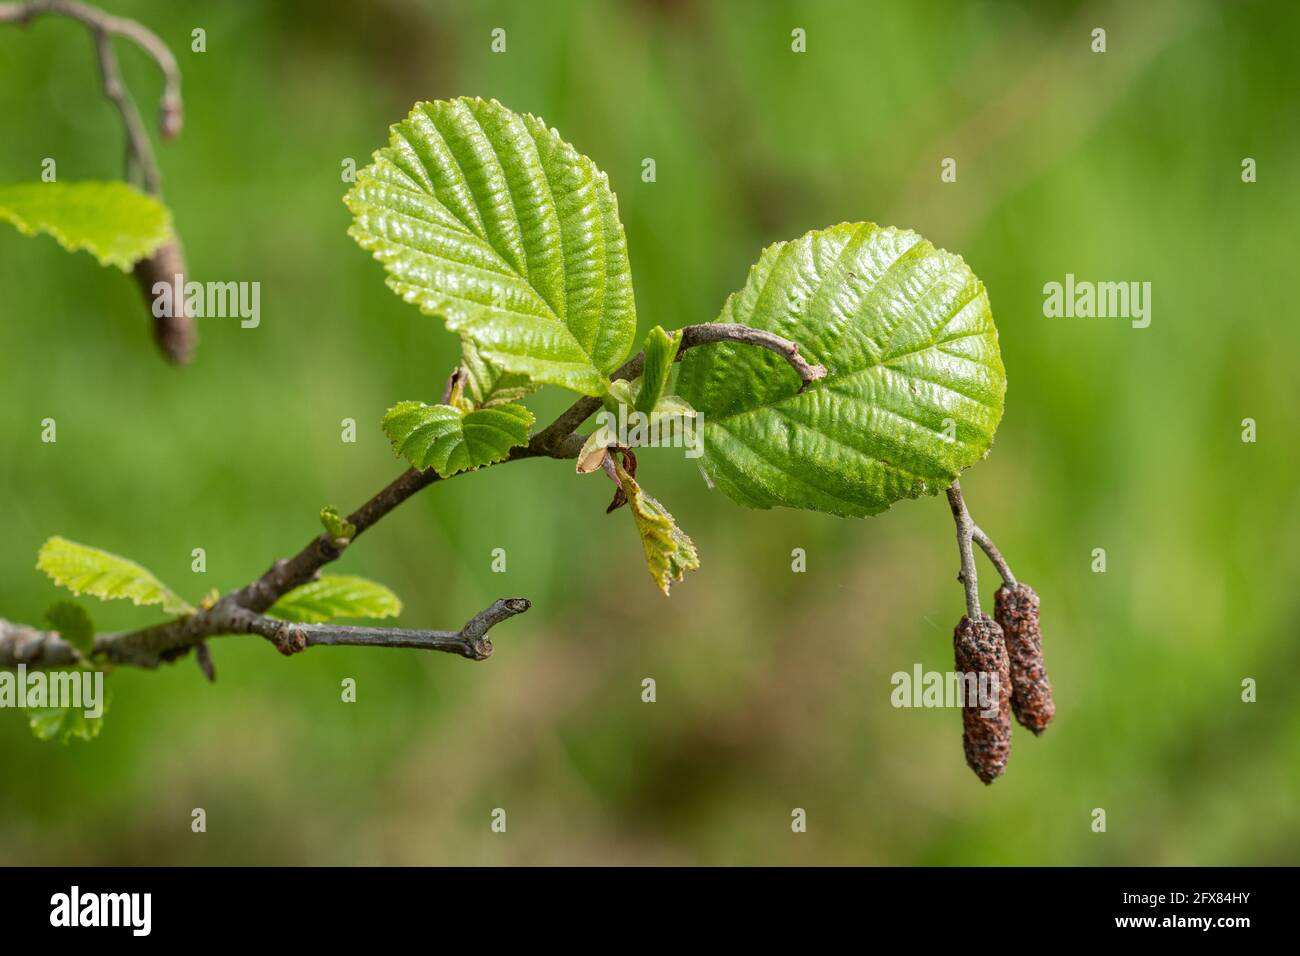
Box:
27;676;111;744
634;325;682;414
266;574;402;623
649;394;697;420
345;98;637;396
459;338;540;409
44;601;95;657
578;388;697;474
676;222;1005;518
320;506;357;543
382;400;534;475
611;458;700;595
602;378;637;411
36;537;194;615
0;181;172;271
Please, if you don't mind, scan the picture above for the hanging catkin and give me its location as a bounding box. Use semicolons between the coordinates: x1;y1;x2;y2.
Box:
132;240;195;365
995;583;1054;734
953;614;1011;784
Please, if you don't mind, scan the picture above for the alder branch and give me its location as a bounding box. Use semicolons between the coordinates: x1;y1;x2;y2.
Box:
683;323;827;383
236;599;533;661
234;320;821;612
3;321;820;672
0;619;78;668
971;525;1016;587
945;480;1018;617
531;321;827;454
1;0;196;364
946;482;982;618
0;599;531;669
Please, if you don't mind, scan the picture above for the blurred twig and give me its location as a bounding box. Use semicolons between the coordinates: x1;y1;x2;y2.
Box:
0;0;182;192
0;600;532;668
1;0;195;363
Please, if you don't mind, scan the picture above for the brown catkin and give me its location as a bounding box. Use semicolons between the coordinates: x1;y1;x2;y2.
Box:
953;614;1012;784
132;240;196;365
995;583;1055;735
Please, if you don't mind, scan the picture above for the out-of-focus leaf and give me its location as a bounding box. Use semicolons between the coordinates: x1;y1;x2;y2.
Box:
27;676;111;745
36;537;194;615
0;181;172;271
44;601;94;657
266;575;402;624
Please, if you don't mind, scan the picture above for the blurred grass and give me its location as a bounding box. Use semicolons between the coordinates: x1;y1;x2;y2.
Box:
1;0;1297;864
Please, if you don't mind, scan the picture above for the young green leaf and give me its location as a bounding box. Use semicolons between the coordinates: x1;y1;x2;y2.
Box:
602;377;637;412
266;574;402;623
676;222;1005;518
648;395;697;420
319;506;357;543
0;181;172;271
345;98;637;396
634;326;683;414
44;601;95;657
382;400;534;475
577;390;697;474
27;679;111;745
459;338;540;409
611;458;700;595
36;537;195;615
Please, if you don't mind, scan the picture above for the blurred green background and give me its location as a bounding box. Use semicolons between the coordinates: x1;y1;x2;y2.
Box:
2;0;1297;865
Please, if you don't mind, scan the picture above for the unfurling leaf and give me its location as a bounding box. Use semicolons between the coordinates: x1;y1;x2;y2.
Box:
266;574;402;624
345;98;637;396
575;428;614;474
382;400;534;475
676;222;1005;518
603;378;637;410
36;537;194;615
577;380;697;474
459;338;540;409
634;325;683;414
0;181;172;270
44;601;95;657
27;680;111;745
611;458;700;595
320;506;357;544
